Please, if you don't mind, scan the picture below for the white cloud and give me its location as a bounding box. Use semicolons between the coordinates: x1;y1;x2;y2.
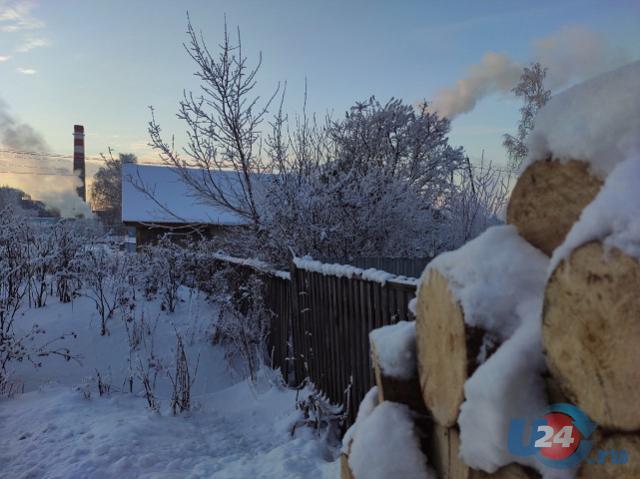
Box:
0;0;44;32
16;36;49;52
16;67;36;74
0;55;10;62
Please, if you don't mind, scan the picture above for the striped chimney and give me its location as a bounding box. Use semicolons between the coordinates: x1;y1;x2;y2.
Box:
73;124;86;201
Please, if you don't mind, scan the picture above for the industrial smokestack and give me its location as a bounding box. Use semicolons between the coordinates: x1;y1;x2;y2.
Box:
73;124;86;201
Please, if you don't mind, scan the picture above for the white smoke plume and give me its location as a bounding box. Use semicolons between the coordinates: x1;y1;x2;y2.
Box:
432;26;632;119
0;98;92;217
0;98;48;151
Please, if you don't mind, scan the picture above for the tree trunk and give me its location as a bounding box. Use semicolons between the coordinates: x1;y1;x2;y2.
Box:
415;269;497;427
507;158;602;256
578;433;640;478
543;241;640;430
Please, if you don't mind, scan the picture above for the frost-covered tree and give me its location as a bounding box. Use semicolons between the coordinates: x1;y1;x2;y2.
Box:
146;17;501;262
328;97;464;190
503;62;551;170
90;150;137;228
261;97;466;259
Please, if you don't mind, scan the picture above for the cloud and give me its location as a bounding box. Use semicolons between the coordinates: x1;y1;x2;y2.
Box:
431;25;632;119
16;66;36;74
16;36;48;52
0;0;44;32
0;55;9;61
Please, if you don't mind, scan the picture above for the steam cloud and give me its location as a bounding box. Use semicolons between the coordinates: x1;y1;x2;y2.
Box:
432;26;632;119
0;98;92;217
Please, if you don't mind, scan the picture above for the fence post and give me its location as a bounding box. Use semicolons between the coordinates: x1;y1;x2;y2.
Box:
288;254;303;386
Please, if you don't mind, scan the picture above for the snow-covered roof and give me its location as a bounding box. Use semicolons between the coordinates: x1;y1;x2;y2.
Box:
121;164;249;226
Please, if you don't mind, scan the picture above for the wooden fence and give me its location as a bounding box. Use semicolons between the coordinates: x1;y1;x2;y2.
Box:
211;254;418;425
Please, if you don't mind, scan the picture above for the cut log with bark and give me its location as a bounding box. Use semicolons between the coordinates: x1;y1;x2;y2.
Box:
371;339;427;414
507;158;602;256
578;433;640;478
543;241;640;430
427;423;539;479
415;269;497;427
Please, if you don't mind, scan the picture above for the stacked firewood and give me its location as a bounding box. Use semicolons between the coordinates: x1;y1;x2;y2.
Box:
341;156;640;478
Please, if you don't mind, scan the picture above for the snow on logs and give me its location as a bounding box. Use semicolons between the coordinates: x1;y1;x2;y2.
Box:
342;387;435;479
506;158;602;256
508;61;640;257
369;321;426;413
543;157;640;431
415;226;548;427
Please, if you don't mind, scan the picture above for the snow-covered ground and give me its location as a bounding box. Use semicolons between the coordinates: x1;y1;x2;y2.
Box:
0;290;339;478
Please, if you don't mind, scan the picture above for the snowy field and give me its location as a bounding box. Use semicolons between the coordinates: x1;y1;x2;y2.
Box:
0;291;339;479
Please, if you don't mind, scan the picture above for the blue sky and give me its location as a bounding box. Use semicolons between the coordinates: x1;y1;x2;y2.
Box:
1;0;639;174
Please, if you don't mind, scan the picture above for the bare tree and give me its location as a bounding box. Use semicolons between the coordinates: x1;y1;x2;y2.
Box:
147;16;279;232
503;62;551;171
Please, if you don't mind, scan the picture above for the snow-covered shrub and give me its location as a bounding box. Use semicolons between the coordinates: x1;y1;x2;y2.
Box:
212;268;270;383
75;247;134;336
139;236;186;312
0;209;83;385
50;221;85;303
0;207;29;336
24;223;57;308
290;378;348;449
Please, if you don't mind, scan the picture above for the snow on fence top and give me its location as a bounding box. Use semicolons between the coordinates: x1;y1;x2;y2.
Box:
526;60;640;178
293;256;418;287
121;164;249;225
551;155;640;271
421;225;548;340
211;252;290;280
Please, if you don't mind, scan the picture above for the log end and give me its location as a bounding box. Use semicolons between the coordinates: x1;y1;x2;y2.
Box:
543;241;640;430
507;158;602;256
578;433;640;479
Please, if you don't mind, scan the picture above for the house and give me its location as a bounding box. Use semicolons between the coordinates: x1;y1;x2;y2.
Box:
121;164;250;249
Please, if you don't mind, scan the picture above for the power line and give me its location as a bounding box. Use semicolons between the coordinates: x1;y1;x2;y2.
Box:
0;148;160;165
0;170;77;177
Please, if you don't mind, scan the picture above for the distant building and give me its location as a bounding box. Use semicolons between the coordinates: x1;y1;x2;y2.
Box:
121;164;249;249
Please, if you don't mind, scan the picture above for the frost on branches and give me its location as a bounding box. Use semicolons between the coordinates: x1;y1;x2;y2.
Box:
145;19;510;264
0;208;86;389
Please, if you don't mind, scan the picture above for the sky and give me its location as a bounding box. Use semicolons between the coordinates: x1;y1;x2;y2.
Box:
0;0;639;213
